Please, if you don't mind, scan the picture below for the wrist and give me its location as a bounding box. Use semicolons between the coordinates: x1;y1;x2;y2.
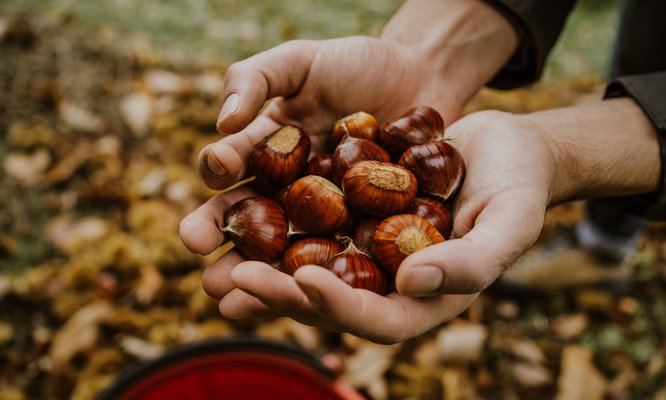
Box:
524;98;661;205
380;0;519;107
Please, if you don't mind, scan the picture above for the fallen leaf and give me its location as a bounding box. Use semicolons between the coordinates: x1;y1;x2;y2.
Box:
551;313;589;340
49;301;115;367
133;263;164;304
45;216;110;254
144;70;189;95
59;101;104;134
3;149;51;185
436;323;488;364
119;336;165;360
119;91;154;137
343;341;400;400
510;361;553;388
555;346;607;400
42;141;92;186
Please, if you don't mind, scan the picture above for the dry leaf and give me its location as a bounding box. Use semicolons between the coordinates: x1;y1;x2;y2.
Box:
3;149;51;185
194;72;225;98
42;141;92;185
442;367;480;400
120;336;165;360
436;323;488;364
45;216;110;254
119;91;154;137
256;317;322;350
59;101;104;134
551;313;589;340
144;70;189;95
510;361;553;388
343;342;400;400
50;301;115;366
555;346;607;400
134;263;164;304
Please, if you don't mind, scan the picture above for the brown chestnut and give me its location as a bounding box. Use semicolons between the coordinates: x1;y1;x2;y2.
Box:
324;240;389;295
380;106;444;158
331;136;390;185
248;125;311;189
304;154;334;181
371;214;444;276
286;175;351;235
273;185;290;210
281;237;342;276
405;197;453;238
342;160;417;216
331;111;379;147
398;140;465;201
223;196;290;263
351;218;382;255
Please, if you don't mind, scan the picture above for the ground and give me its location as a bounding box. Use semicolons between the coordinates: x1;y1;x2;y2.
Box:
2;1;666;399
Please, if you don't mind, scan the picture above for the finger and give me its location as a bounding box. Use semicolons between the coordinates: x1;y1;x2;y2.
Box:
201;250;246;299
218;288;274;319
178;186;255;255
217;40;317;134
294;266;479;344
230;261;318;322
396;191;546;296
199;114;281;189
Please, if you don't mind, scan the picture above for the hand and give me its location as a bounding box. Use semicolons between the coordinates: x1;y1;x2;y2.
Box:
180;111;557;343
197;36;465;191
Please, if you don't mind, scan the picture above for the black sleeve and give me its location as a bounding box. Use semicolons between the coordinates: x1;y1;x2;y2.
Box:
594;72;666;220
482;0;577;89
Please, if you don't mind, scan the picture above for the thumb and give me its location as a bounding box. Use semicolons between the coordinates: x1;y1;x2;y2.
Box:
217;40;317;134
395;193;545;296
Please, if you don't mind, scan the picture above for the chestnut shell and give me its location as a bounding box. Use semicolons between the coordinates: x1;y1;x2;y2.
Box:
248;125;311;189
380;106;444;158
331;111;380;147
286;175;350;235
304;154;333;181
398;140;465;201
405;197;453;238
331;136;390;186
324;243;389;295
371;214;445;276
281;237;342;276
352;218;382;255
342;160;417;216
223;196;290;263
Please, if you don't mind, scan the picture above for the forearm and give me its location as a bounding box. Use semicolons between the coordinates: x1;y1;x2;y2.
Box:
527;98;661;204
380;0;519;107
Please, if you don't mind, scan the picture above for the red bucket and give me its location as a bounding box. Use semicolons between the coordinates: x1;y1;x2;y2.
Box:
97;337;364;400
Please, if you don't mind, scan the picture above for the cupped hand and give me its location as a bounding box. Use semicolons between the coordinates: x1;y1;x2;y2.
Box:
180;110;558;343
197;36;464;190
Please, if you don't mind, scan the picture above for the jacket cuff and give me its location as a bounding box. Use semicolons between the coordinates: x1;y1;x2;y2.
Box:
483;0;576;90
596;72;666;220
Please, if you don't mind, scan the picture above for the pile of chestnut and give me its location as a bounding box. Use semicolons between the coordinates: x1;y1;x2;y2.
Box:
221;106;465;295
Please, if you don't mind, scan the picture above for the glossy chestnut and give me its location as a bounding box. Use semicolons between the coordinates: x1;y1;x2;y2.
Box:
331;136;390;186
248;125;311;189
398;140;465;201
342;160;417;216
281;237;342;276
371;214;444;276
351;218;382;255
324;241;389;295
304;154;333;181
223;196;290;263
286;175;351;235
405;197;453;238
380;106;444;158
331;111;380;147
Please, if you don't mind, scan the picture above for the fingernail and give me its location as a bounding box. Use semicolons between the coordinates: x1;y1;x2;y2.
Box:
205;150;228;178
217;93;240;126
404;266;443;296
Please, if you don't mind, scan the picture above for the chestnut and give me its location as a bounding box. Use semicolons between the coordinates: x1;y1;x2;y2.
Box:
398;140;465;201
371;214;444;276
331;111;379;147
342;160;417;216
223;196;290;263
351;217;382;255
273;185;290;210
405;197;453;238
286;175;351;235
324;240;389;295
380;106;444;158
305;154;333;181
331;136;390;186
280;237;342;276
248;125;311;189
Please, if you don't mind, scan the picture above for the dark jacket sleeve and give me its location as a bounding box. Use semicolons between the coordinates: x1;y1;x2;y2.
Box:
483;0;576;89
594;72;666;220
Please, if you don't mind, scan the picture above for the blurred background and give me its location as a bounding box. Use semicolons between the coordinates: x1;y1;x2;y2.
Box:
2;0;666;399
